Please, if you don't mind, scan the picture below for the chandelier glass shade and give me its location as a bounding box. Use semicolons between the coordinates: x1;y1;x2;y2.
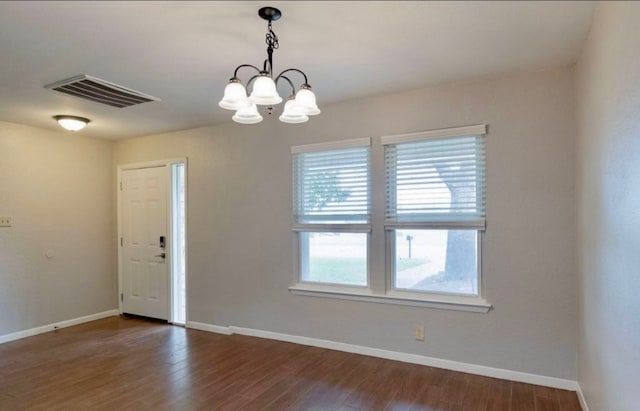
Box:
219;7;320;124
232;102;263;124
279;99;309;124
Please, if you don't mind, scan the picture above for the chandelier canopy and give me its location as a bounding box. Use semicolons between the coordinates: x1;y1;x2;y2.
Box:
219;7;320;125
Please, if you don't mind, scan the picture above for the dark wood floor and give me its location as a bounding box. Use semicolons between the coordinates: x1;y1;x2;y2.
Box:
0;316;581;411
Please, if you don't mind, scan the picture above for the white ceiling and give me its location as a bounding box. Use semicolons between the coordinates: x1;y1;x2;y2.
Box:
0;1;595;140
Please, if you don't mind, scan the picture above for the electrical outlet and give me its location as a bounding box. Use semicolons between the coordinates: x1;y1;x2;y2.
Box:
414;325;425;341
0;217;12;227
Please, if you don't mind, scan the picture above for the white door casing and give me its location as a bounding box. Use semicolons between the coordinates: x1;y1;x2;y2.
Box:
120;166;169;320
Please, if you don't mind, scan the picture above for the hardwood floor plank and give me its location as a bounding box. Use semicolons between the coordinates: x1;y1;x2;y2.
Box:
269;358;355;408
557;389;583;411
0;317;583;411
462;378;491;410
512;382;537;411
536;396;561;411
440;370;469;407
534;385;559;400
486;378;511;401
485;398;511;411
384;364;432;410
410;385;447;410
342;358;401;409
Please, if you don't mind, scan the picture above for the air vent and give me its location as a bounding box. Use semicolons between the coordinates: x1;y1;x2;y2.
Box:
45;75;160;108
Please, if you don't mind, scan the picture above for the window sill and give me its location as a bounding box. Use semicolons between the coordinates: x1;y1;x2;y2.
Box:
288;286;492;313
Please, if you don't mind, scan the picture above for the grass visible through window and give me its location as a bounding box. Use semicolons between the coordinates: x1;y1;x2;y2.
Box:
306;258;427;286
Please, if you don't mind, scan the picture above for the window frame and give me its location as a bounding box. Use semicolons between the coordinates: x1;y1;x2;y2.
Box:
291;138;372;291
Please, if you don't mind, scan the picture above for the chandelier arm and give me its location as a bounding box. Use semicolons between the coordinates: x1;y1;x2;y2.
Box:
276;75;296;97
233;64;262;79
246;74;260;91
275;68;310;86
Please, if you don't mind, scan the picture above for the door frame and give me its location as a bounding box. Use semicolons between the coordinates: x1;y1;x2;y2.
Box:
117;158;188;324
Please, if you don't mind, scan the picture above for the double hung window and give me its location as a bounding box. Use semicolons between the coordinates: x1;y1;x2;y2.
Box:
383;125;486;297
292;139;371;288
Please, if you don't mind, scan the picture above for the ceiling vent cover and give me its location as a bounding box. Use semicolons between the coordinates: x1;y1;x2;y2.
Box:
45;75;160;108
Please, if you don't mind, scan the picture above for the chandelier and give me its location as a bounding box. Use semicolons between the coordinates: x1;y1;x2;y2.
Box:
218;7;320;124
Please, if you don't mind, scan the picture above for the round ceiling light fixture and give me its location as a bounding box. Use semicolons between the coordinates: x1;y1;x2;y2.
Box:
53;115;90;131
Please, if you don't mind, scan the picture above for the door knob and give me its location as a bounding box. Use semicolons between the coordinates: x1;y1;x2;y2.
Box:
155;252;166;259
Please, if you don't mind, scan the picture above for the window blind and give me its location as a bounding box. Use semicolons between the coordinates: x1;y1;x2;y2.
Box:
293;146;370;224
384;134;486;227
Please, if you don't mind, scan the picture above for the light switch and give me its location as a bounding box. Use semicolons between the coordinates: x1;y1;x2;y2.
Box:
0;217;11;227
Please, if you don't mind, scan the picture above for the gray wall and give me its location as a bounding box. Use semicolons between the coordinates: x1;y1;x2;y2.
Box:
575;3;640;409
115;68;577;380
0;121;115;336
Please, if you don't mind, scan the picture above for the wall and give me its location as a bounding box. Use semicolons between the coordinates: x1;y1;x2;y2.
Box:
575;3;640;409
0;121;115;336
114;68;577;380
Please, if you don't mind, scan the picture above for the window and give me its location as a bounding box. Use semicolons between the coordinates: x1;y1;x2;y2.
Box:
290;126;490;312
292;138;371;287
383;125;486;298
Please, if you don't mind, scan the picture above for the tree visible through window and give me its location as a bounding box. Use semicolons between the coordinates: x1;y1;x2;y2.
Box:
305;170;350;214
292;140;371;286
384;130;486;296
435;159;477;286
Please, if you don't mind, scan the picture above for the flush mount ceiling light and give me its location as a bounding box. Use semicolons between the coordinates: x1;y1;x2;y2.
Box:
53;115;90;131
219;6;320;125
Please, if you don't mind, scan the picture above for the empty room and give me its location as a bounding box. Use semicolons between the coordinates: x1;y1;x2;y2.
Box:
0;1;638;410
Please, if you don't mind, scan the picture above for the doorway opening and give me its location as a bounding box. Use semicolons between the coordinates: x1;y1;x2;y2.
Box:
170;163;186;325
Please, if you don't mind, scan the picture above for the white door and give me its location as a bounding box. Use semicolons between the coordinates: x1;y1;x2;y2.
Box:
120;166;169;320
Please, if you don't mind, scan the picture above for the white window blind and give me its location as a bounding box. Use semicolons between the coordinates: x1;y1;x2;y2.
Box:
384;133;486;227
293;143;370;225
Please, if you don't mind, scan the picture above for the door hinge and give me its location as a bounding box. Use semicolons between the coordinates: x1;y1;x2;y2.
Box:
120;237;123;246
119;181;123;191
121;293;123;302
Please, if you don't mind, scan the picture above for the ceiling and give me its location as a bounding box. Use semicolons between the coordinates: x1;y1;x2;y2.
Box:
0;1;595;140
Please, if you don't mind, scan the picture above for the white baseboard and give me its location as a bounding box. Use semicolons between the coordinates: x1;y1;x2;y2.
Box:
577;383;589;411
187;321;577;391
187;321;232;335
0;309;120;345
